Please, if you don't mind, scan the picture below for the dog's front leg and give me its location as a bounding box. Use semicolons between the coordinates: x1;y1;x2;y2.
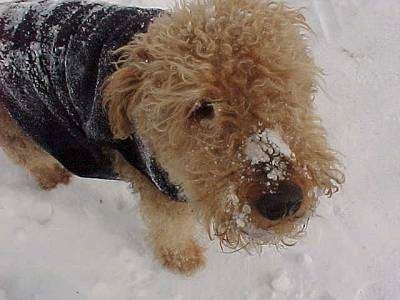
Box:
140;184;205;275
114;155;205;275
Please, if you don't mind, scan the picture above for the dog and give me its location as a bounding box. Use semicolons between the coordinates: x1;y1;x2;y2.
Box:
0;0;344;275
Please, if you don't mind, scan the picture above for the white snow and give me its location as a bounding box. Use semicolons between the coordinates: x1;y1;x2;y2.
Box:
1;0;400;299
244;129;292;165
244;129;291;187
263;130;292;158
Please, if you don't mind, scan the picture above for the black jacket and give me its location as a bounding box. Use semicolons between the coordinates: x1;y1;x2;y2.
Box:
0;0;183;200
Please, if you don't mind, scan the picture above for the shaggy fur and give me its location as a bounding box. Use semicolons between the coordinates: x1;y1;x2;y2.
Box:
0;0;343;275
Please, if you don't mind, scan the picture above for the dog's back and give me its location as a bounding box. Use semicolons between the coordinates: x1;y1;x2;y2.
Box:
0;0;161;179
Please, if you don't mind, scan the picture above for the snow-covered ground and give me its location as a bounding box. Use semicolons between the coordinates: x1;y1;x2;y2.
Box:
1;0;400;299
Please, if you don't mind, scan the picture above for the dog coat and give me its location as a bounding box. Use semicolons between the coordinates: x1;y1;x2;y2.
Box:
0;0;184;201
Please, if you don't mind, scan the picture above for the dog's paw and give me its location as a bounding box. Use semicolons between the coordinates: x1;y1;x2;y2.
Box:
35;164;71;190
157;240;205;276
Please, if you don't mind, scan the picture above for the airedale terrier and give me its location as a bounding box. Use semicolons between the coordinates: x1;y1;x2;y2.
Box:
0;0;344;275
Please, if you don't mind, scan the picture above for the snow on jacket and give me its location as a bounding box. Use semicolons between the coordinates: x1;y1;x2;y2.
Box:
0;0;183;201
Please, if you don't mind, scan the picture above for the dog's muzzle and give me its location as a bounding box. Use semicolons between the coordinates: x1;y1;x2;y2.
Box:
255;182;303;220
244;129;303;220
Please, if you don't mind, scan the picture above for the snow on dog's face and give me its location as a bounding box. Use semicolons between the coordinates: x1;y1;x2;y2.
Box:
104;0;344;250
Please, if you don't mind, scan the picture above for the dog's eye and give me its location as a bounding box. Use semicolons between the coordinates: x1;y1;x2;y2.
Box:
188;101;215;123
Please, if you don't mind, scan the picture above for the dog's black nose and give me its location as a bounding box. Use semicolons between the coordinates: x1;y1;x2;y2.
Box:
256;183;303;220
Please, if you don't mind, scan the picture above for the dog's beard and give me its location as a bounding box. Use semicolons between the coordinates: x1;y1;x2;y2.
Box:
209;126;320;251
210;185;314;253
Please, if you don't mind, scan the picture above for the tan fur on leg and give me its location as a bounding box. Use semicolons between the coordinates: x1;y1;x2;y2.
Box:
114;154;205;275
0;103;71;190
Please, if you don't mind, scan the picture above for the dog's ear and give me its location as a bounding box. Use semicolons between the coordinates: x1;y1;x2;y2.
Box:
103;65;141;140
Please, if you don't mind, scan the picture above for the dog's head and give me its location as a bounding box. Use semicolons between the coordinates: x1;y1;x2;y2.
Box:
104;0;344;250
